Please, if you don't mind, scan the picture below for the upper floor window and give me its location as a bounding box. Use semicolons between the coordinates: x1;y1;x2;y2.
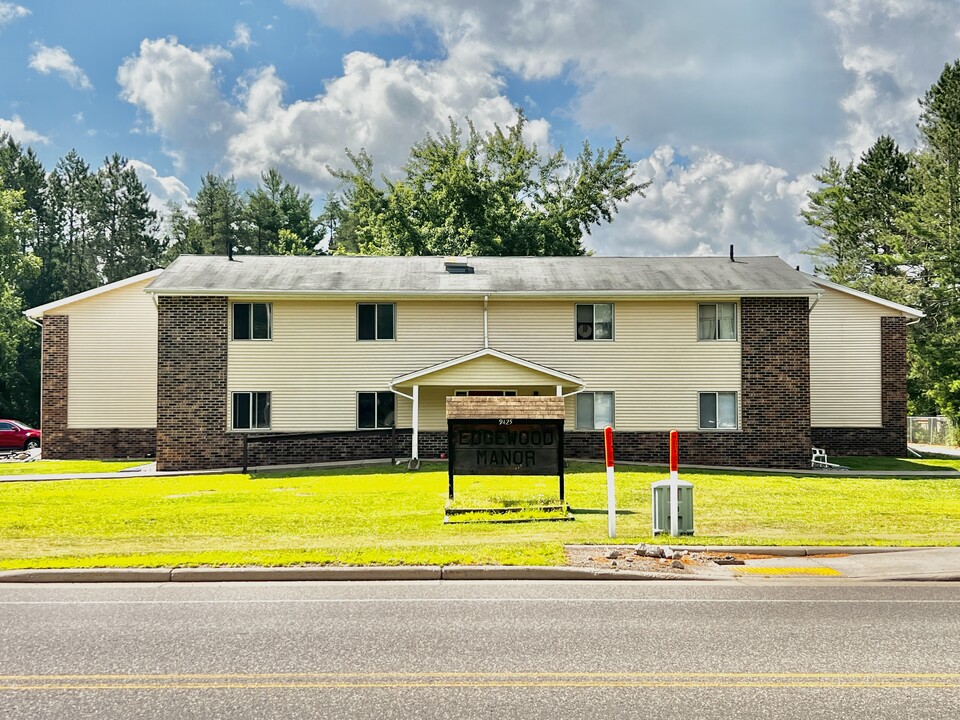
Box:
576;303;614;341
576;391;615;430
233;302;271;340
232;391;271;430
358;303;395;341
698;302;737;341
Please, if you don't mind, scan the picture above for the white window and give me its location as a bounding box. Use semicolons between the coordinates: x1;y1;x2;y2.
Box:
358;303;396;340
576;392;615;430
358;391;396;429
576;303;614;341
232;303;272;340
698;303;737;341
232;391;271;430
699;391;738;430
454;390;518;397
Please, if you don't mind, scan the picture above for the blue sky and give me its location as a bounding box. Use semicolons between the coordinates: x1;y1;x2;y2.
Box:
2;0;960;267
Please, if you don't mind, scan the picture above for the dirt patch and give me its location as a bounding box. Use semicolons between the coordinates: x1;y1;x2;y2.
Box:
565;545;730;575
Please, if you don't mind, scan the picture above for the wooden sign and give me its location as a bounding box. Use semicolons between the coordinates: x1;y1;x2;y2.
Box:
449;420;563;476
445;396;567;501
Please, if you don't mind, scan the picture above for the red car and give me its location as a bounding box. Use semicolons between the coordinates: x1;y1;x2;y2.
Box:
0;420;41;451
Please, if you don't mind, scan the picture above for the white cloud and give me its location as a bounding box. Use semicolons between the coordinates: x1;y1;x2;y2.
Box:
229;22;254;49
28;43;93;90
127;159;191;213
288;0;849;170
118;36;550;192
0;115;49;145
0;2;28;28
117;37;239;170
587;146;815;269
819;0;960;161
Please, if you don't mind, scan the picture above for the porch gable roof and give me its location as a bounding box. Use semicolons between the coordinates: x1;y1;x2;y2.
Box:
390;348;584;389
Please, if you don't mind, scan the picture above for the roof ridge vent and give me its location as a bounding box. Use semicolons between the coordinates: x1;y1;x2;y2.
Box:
444;257;475;274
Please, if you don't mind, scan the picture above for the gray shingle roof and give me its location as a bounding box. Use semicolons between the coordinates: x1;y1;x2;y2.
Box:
145;254;821;296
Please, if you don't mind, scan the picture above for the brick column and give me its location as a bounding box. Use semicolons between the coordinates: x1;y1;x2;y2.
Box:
738;297;811;467
40;315;69;457
157;296;241;470
881;316;908;456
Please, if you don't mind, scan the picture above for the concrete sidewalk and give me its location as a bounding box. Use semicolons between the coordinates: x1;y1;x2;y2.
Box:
731;547;960;581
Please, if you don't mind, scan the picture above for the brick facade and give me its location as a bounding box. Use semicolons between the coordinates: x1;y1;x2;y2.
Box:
811;316;908;457
156;296;242;470
40;314;156;459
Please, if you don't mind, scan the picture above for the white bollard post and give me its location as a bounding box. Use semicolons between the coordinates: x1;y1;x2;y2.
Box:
604;426;616;538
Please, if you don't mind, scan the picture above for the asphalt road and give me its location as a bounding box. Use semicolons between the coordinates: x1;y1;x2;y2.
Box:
1;580;959;719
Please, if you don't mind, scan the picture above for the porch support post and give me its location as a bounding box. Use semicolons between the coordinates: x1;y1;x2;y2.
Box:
556;385;562;396
412;384;420;460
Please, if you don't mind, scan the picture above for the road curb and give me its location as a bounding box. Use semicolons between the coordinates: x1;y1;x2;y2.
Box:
440;565;708;581
0;568;173;583
169;566;441;582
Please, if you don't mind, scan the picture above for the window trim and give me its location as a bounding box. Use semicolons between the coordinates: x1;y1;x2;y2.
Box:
356;302;397;342
575;303;615;342
231;302;273;341
697;302;738;342
575;390;616;430
356;390;397;430
230;390;272;431
697;390;739;431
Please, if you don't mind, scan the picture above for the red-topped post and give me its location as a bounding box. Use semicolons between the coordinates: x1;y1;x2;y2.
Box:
669;429;679;535
604;425;615;538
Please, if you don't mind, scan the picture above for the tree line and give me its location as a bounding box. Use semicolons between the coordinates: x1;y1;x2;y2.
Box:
803;60;960;425
0;110;643;425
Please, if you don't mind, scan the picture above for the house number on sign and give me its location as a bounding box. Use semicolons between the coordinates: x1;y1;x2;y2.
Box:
498;419;513;425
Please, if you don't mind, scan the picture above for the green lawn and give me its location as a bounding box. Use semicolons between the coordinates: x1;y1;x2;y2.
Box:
834;456;960;472
0;459;151;476
1;461;959;569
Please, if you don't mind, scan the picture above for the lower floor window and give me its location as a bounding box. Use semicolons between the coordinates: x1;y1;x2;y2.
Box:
576;391;615;430
232;391;271;430
699;391;738;429
358;391;395;429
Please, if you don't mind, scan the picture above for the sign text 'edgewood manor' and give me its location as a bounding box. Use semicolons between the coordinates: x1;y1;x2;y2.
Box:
450;420;562;475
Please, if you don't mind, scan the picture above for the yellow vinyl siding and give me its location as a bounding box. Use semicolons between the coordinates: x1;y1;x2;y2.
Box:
809;286;898;427
66;277;157;428
230;297;740;432
488;299;741;431
228;300;484;432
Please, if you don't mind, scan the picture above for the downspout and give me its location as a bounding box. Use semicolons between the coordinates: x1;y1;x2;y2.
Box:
483;294;489;349
807;292;822;314
24;314;42;328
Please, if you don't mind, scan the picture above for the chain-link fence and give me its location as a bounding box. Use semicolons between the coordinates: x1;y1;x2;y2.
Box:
908;416;955;446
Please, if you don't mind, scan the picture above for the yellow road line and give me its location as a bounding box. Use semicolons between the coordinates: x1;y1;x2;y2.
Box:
735;567;842;576
0;681;957;690
2;672;959;680
1;672;959;691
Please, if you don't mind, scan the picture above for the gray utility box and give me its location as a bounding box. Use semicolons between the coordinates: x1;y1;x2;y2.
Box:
651;478;694;536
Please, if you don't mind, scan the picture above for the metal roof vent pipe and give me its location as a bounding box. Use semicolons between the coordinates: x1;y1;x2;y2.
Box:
444;258;474;274
729;244;735;262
